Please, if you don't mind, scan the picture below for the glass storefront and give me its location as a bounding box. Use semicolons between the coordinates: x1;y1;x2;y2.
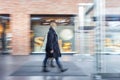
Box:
79;3;95;55
92;0;120;78
0;14;12;54
82;0;120;78
30;15;76;54
105;21;120;54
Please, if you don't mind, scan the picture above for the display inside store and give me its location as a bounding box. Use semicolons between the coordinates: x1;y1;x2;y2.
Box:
104;21;120;53
31;16;75;53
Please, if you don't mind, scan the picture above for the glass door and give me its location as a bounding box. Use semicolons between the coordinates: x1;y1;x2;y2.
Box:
93;0;120;79
79;0;120;79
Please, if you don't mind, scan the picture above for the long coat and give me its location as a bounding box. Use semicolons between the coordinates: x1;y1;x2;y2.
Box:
45;27;61;58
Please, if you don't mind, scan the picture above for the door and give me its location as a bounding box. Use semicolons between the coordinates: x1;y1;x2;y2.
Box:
0;15;11;54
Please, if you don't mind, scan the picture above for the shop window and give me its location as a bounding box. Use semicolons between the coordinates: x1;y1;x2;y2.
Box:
30;15;75;53
0;14;12;54
105;21;120;54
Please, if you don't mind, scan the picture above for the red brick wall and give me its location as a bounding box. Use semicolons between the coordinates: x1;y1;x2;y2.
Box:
0;0;92;14
0;0;92;55
106;0;120;7
11;14;30;55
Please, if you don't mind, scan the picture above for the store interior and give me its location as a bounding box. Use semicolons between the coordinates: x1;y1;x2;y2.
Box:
30;15;76;54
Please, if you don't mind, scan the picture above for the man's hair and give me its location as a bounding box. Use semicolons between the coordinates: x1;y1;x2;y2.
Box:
50;20;56;24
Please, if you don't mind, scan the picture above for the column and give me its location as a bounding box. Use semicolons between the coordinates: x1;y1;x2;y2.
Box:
78;4;85;54
11;13;30;55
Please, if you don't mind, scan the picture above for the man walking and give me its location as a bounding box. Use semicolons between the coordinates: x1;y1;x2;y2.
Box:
42;20;68;72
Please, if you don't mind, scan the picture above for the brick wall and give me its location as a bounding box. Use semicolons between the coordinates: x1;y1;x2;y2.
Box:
11;14;30;55
0;0;92;55
0;0;92;14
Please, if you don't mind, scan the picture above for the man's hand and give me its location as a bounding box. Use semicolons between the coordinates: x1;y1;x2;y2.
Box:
50;50;54;53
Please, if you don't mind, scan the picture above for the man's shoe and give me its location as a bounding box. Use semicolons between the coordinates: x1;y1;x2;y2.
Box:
60;68;68;72
42;69;50;72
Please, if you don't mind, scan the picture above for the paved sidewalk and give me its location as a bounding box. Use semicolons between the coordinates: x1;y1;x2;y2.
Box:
0;54;120;80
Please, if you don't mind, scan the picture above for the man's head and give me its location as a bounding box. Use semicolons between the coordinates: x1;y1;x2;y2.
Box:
50;20;57;28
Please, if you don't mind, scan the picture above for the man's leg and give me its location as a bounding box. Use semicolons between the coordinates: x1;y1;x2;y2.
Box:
50;58;55;67
42;56;49;72
55;57;68;72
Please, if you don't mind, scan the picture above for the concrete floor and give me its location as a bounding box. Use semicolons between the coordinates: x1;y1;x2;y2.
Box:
0;54;120;80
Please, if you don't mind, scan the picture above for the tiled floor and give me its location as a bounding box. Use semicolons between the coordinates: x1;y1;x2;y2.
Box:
0;54;120;80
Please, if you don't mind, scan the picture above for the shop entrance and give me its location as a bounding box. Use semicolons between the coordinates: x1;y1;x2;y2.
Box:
30;15;76;54
84;0;120;79
0;14;12;54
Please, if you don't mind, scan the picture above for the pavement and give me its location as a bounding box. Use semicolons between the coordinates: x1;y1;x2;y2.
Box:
0;54;120;80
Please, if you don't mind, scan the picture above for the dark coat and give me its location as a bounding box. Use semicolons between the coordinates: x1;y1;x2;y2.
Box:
45;27;61;58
